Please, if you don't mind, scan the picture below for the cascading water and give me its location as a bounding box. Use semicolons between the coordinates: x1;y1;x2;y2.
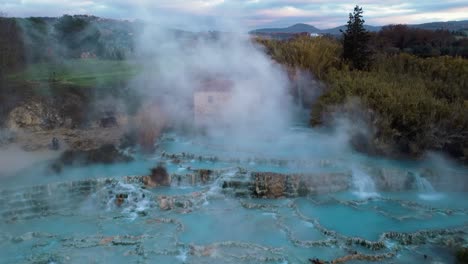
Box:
351;166;379;199
414;174;435;193
414;173;443;201
1;131;467;264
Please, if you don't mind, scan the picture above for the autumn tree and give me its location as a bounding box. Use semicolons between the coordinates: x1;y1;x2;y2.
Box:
342;5;371;70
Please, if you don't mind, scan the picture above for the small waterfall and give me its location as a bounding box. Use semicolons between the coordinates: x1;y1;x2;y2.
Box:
97;181;153;220
413;173;443;201
351;167;379;199
414;174;435;193
176;249;188;262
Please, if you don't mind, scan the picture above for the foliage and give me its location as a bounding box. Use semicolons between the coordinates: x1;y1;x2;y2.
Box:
313;56;468;157
6;59;141;87
256;35;341;79
17;17;54;63
53;15;135;60
342;6;372;70
0;18;24;75
370;24;468;58
373;54;468;100
257;34;468;161
0;15;136;72
54;15;102;58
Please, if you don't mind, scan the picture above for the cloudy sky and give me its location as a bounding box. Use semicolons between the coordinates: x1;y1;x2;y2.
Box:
1;0;468;30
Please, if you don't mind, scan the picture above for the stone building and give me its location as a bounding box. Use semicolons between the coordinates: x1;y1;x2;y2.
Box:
193;78;233;126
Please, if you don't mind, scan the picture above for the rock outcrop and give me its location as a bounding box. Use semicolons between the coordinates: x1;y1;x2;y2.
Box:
5;89;87;132
50;144;133;172
1;91;170;174
143;165;171;187
156;193;204;212
6;99;64;131
252;172;286;198
250;172;351;198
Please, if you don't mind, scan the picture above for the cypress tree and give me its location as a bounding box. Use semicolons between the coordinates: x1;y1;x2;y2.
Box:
342;5;371;70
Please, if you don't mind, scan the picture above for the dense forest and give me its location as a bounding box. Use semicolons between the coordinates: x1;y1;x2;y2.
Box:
258;31;468;162
370;24;468;58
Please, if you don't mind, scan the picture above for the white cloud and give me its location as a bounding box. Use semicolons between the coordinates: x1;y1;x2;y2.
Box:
1;0;467;29
256;6;315;18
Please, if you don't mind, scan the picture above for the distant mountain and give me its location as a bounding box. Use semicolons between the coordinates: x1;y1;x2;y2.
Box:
251;23;321;34
408;20;468;31
321;25;381;35
250;20;468;36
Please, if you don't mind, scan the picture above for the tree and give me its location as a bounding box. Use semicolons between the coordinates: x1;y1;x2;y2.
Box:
0;17;24;76
342;5;371;70
54;15;101;58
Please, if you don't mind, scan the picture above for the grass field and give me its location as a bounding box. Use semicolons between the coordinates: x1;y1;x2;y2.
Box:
6;59;142;87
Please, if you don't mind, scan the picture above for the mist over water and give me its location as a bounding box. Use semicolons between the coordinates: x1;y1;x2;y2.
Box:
351;166;379;199
0;5;467;264
133;19;294;140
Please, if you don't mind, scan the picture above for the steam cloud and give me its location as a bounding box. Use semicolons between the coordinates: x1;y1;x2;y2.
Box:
1;6;465;189
133;19;293;135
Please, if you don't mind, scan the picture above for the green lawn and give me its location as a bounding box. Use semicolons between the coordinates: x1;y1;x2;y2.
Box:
6;59;142;87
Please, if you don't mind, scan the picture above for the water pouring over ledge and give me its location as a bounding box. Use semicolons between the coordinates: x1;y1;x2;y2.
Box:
351;166;380;199
413;173;445;201
0;130;467;263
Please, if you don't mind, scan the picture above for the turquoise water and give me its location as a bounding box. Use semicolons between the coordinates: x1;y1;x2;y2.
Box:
0;130;467;264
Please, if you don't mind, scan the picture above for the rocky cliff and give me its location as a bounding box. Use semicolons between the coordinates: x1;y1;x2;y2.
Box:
0;83;167;174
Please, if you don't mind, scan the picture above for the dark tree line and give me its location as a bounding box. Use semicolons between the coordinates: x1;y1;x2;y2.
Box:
370;24;468;58
340;6;468;71
0;15;136;74
53;15;102;58
0;17;24;76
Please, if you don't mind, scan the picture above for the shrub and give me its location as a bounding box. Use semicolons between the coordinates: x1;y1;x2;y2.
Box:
257;37;468;161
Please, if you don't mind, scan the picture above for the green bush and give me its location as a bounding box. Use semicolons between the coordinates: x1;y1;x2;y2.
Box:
257;37;468;161
256;36;342;79
313;64;467;156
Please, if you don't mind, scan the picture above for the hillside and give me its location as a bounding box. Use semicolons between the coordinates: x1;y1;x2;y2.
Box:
252;23;320;34
250;20;468;35
410;20;468;31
